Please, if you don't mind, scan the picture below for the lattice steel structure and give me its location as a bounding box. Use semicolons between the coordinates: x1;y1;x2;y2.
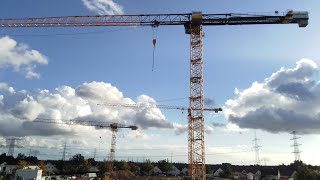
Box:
6;137;22;157
252;132;261;165
1;11;308;179
61;142;69;161
109;127;118;162
33;118;137;171
291;131;302;161
108;122;137;166
188;12;205;178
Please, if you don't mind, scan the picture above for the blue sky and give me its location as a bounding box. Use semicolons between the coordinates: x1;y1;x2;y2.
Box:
0;0;320;165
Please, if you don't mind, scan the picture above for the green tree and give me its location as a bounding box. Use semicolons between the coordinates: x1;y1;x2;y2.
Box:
128;162;139;174
117;160;130;171
16;154;27;161
140;159;154;174
291;160;304;170
18;160;28;169
97;160;113;173
157;159;172;173
88;158;95;165
220;163;233;178
295;163;318;180
70;154;91;174
37;161;48;176
206;165;214;174
110;170;136;180
55;160;65;173
295;164;310;180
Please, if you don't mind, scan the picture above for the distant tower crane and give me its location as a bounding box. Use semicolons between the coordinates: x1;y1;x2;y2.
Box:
108;122;138;163
32;118;137;169
97;102;222;112
1;10;308;179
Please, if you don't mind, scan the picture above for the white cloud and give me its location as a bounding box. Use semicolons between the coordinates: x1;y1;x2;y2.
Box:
173;123;214;135
206;145;251;154
205;126;214;134
0;82;14;93
223;123;247;133
225;59;320;134
173;123;187;135
211;121;247;133
124;130;151;140
82;0;124;15
0;81;176;137
0;36;48;79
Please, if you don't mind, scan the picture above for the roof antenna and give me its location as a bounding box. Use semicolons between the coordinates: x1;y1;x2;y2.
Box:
152;21;159;71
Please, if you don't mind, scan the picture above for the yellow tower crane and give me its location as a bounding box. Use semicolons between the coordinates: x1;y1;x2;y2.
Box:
32;118;137;171
1;10;308;179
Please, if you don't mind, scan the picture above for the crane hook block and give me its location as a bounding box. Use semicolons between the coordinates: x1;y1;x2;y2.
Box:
153;39;157;46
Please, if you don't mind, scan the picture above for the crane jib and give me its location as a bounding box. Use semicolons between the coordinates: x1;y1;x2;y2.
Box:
0;11;308;28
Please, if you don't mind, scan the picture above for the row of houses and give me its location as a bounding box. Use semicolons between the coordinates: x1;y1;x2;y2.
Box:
0;161;300;179
212;167;296;180
1;162;184;176
151;165;297;179
150;165;188;176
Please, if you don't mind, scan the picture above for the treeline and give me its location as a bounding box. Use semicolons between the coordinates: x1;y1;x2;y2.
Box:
205;161;320;179
54;155;172;175
1;153;320;179
0;153;38;165
0;153;173;176
282;161;320;180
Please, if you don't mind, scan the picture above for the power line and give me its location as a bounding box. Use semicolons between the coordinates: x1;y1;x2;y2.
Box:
21;149;254;158
156;97;189;103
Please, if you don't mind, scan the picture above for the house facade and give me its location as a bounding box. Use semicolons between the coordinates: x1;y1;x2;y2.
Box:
46;163;58;174
168;165;180;176
150;166;162;174
0;162;18;174
15;169;42;180
213;168;224;177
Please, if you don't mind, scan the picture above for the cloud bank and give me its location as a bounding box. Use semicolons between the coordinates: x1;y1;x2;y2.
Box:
0;81;178;137
82;0;124;15
0;36;48;79
225;59;320;134
173;123;213;135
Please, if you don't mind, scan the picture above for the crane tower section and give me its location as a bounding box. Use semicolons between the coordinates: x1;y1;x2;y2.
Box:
187;12;205;179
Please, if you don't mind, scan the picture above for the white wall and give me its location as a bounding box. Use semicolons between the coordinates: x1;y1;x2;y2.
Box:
15;169;42;180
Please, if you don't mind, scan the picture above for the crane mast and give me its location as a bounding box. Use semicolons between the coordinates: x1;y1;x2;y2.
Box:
188;12;204;178
1;10;308;180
